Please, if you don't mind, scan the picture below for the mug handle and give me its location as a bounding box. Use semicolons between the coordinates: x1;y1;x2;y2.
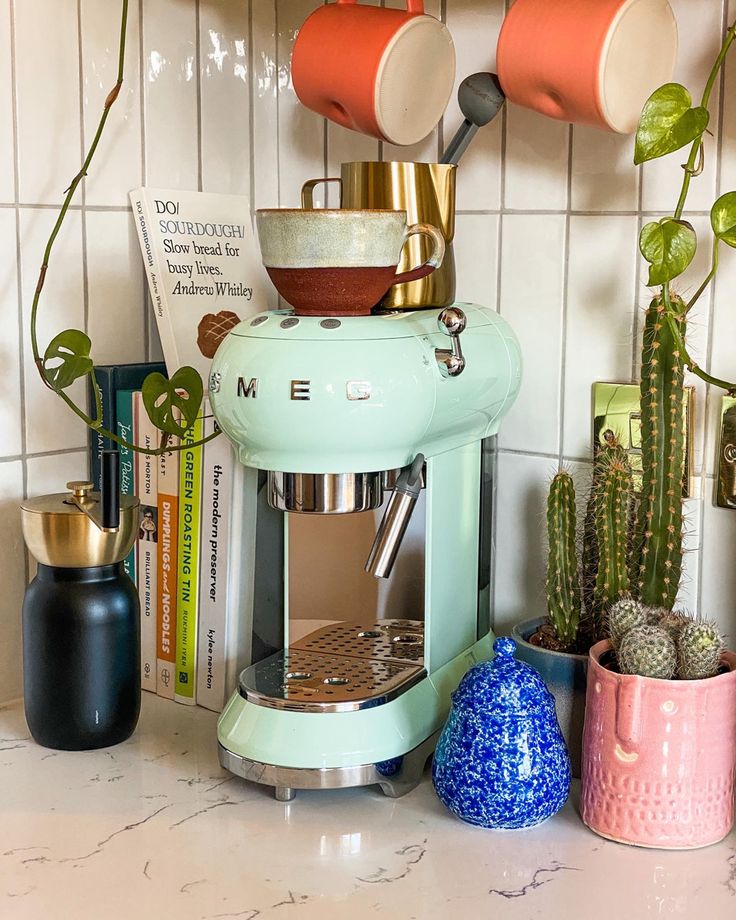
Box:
392;223;446;286
338;0;424;10
301;177;343;210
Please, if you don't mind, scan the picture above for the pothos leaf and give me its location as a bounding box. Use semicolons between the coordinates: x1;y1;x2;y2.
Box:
639;219;697;286
42;329;93;389
634;83;709;165
142;367;203;438
711;191;736;247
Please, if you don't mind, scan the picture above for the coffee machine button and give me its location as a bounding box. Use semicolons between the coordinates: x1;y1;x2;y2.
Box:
250;315;269;327
320;319;341;330
280;317;300;329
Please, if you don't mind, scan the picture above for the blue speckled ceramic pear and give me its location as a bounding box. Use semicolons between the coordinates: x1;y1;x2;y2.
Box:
432;637;571;829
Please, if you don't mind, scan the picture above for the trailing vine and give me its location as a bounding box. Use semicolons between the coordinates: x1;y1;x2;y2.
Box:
636;19;736;396
30;0;218;455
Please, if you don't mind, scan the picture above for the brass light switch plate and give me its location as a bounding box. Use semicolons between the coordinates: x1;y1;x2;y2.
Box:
592;382;695;498
716;396;736;508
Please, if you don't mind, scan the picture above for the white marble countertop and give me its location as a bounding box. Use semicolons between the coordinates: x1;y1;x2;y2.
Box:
0;694;733;919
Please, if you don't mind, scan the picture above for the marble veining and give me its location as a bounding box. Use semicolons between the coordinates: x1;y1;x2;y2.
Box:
0;694;733;919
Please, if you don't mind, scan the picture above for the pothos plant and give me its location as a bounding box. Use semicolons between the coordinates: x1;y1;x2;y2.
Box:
31;0;218;455
635;18;736;396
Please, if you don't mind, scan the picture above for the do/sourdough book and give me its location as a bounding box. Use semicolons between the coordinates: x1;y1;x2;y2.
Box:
128;187;268;378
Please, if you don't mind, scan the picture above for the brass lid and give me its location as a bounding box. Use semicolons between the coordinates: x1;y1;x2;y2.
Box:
21;481;140;569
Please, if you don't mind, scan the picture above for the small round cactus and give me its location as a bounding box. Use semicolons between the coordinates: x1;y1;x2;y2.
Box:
606;597;648;649
677;619;724;680
617;624;677;679
656;608;689;638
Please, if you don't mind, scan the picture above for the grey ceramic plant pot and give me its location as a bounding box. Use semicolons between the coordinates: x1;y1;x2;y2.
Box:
511;616;588;778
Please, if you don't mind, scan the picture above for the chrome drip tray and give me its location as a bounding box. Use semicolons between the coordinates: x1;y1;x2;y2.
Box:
239;647;425;713
292;618;424;664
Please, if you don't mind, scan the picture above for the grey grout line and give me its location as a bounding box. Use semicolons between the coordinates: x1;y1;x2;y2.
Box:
8;0;29;584
555;125;574;467
195;0;203;193
248;0;256;224
274;0;281;208
454;208;714;217
631;129;645;375
489;100;508;632
76;0;90;349
0;447;87;466
695;0;731;614
0;202;131;211
138;0;149;362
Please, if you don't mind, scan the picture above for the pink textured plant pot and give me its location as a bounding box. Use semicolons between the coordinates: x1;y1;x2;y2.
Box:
581;640;736;849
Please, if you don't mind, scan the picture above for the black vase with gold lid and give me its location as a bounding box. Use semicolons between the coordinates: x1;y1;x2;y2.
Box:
20;452;141;750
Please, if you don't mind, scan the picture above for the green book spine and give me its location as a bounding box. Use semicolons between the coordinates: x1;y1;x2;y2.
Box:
174;413;204;704
116;389;136;583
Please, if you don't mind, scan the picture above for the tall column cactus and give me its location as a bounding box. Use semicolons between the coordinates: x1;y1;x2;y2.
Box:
632;295;686;609
546;471;582;647
593;448;633;613
582;437;627;630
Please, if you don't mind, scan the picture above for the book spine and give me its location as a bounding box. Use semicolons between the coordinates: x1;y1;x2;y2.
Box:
156;431;180;700
223;463;258;697
134;392;158;694
129;190;180;375
175;411;204;705
116;389;136;584
196;403;233;712
87;367;116;490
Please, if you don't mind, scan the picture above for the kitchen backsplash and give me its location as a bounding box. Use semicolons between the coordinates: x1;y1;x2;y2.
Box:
0;0;734;702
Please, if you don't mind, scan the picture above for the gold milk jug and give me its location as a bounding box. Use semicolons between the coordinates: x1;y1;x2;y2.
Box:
301;161;457;310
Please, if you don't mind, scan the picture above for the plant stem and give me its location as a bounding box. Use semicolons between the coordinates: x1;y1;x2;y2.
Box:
56;387;220;456
29;0;220;456
686;242;719;312
662;287;736;394
32;1;129;370
673;20;736;220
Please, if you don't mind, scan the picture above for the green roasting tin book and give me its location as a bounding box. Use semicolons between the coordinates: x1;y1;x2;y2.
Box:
174;411;204;705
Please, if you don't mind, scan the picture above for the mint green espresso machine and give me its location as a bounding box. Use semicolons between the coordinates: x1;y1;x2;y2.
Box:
208;303;521;801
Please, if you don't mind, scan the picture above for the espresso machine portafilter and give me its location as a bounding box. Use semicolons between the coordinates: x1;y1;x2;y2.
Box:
208;303;521;800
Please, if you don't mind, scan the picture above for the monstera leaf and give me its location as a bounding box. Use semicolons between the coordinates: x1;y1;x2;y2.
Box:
42;329;93;389
711;191;736;247
142;367;203;438
640;219;697;286
634;84;709;165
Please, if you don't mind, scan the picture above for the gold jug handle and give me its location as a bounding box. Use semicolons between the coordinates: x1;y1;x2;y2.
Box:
301;177;342;209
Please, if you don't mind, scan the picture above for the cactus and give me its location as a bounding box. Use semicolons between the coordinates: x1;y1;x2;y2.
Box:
582;437;628;630
545;471;582;647
677;619;724;680
618;624;677;679
592;449;633;615
656;607;689;639
606;596;647;649
632;295;686;609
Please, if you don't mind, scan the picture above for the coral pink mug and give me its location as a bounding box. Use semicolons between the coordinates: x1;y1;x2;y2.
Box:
496;0;678;134
292;0;455;146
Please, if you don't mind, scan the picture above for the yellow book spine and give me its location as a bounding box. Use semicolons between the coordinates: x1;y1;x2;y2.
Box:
174;413;204;704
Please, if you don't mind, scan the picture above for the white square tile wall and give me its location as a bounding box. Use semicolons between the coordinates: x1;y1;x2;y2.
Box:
0;0;734;701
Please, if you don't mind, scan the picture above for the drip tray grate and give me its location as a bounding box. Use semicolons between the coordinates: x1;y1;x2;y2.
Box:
292;618;424;664
239;648;425;713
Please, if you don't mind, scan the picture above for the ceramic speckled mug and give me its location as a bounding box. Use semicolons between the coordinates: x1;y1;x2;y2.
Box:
256;209;445;317
496;0;678;133
581;641;736;849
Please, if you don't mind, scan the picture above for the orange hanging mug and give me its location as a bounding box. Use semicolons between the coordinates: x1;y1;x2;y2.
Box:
496;0;678;134
292;0;455;146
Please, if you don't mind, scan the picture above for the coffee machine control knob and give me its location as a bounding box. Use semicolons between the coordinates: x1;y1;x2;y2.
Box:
435;307;466;378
